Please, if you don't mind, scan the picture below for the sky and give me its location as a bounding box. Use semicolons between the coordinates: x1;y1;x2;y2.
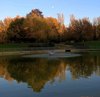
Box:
0;0;100;25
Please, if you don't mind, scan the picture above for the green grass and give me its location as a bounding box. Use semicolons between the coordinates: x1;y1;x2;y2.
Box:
0;43;34;51
0;43;55;52
0;41;100;52
83;41;100;49
0;43;29;48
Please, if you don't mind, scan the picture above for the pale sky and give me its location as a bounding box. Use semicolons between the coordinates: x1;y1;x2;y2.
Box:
0;0;100;25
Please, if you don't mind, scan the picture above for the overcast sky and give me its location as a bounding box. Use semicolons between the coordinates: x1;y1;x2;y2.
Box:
0;0;100;25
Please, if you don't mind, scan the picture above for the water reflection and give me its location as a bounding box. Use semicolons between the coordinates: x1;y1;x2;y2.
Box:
0;53;100;92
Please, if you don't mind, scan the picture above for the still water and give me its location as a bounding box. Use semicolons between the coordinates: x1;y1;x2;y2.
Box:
0;52;100;97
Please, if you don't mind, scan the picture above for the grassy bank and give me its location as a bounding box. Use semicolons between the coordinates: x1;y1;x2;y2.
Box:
0;41;100;53
0;43;29;52
0;43;55;52
83;41;100;49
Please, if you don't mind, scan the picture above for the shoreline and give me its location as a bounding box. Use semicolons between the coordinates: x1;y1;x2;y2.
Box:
0;49;65;56
0;49;100;56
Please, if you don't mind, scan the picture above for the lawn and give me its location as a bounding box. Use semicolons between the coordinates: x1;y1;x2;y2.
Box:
0;43;55;52
0;43;30;51
83;41;100;49
0;41;100;52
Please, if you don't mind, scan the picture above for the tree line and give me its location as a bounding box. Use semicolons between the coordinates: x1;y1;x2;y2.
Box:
0;9;100;44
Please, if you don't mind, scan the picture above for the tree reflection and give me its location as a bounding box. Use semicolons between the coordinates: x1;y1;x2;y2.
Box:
65;55;100;79
0;54;100;92
7;58;67;92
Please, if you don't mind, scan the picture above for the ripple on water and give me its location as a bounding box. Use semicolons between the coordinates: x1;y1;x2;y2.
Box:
23;52;81;58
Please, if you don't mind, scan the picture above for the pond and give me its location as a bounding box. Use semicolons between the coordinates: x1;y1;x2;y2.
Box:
0;52;100;97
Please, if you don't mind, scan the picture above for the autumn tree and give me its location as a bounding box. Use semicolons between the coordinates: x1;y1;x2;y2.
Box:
67;15;83;41
0;17;13;43
81;18;93;41
45;17;60;42
0;20;5;43
57;13;65;34
1;8;100;44
27;9;43;18
24;11;50;43
93;17;100;40
7;17;26;42
64;15;93;42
